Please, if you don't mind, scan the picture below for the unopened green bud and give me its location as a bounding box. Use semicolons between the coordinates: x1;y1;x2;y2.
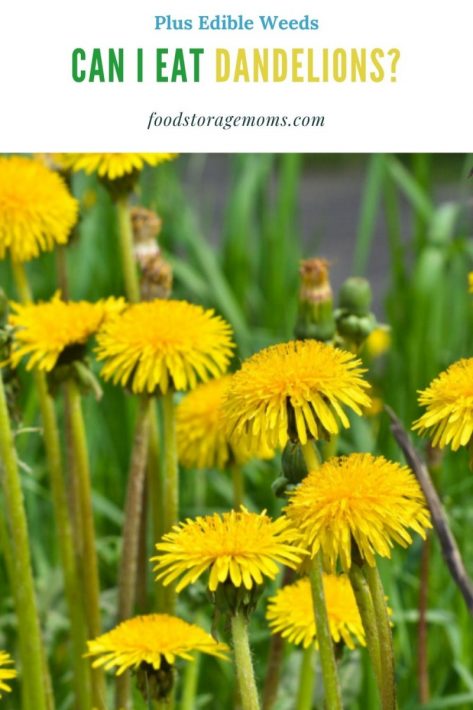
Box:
282;441;309;484
339;277;372;316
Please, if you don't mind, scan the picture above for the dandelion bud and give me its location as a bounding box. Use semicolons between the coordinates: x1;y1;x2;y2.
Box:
336;277;377;350
282;441;309;484
294;258;335;342
131;206;173;300
339;277;372;316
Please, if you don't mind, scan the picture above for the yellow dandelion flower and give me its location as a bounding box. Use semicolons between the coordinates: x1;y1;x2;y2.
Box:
365;395;384;417
56;153;177;180
9;293;125;372
224;340;371;452
177;375;235;469
285;453;431;571
0;156;78;262
152;508;305;593
0;651;17;697
177;375;273;469
86;614;228;676
96;299;234;395
413;359;473;450
364;327;391;359
267;575;365;650
469;272;473;293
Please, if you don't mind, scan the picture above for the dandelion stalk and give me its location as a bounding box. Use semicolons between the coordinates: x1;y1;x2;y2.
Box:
116;196;140;303
231;461;244;508
162;389;178;614
231;611;260;710
0;371;49;710
181;655;201;710
116;395;152;710
11;260;92;707
348;561;383;692
364;564;396;710
65;377;106;709
301;440;342;710
418;535;431;704
262;567;295;710
35;374;92;709
296;646;315;710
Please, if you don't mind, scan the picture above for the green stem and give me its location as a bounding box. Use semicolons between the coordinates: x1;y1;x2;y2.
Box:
11;260;32;303
0;372;49;710
11;259;91;708
231;462;244;509
117;196;140;303
308;557;343;710
262;583;289;710
35;372;92;709
348;563;382;694
364;564;396;710
323;434;338;461
296;646;315;710
116;396;152;710
56;245;70;299
231;611;261;710
180;656;200;710
147;404;164;610
301;441;342;710
65;378;106;709
162;390;178;614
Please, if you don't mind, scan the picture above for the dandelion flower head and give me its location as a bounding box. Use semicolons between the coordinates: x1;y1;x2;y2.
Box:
0;651;16;698
0;156;78;262
96;299;234;394
224;340;371;452
9;293;125;371
56;153;177;180
413;359;473;451
364;327;391;359
152;508;305;593
86;614;228;676
267;575;365;650
285;453;431;571
177;375;273;469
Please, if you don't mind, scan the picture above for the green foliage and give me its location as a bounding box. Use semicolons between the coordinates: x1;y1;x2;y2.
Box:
1;153;472;709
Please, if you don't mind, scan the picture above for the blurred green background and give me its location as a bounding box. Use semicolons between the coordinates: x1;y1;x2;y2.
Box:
1;154;473;709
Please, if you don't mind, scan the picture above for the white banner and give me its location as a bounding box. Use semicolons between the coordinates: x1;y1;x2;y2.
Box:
0;0;471;151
